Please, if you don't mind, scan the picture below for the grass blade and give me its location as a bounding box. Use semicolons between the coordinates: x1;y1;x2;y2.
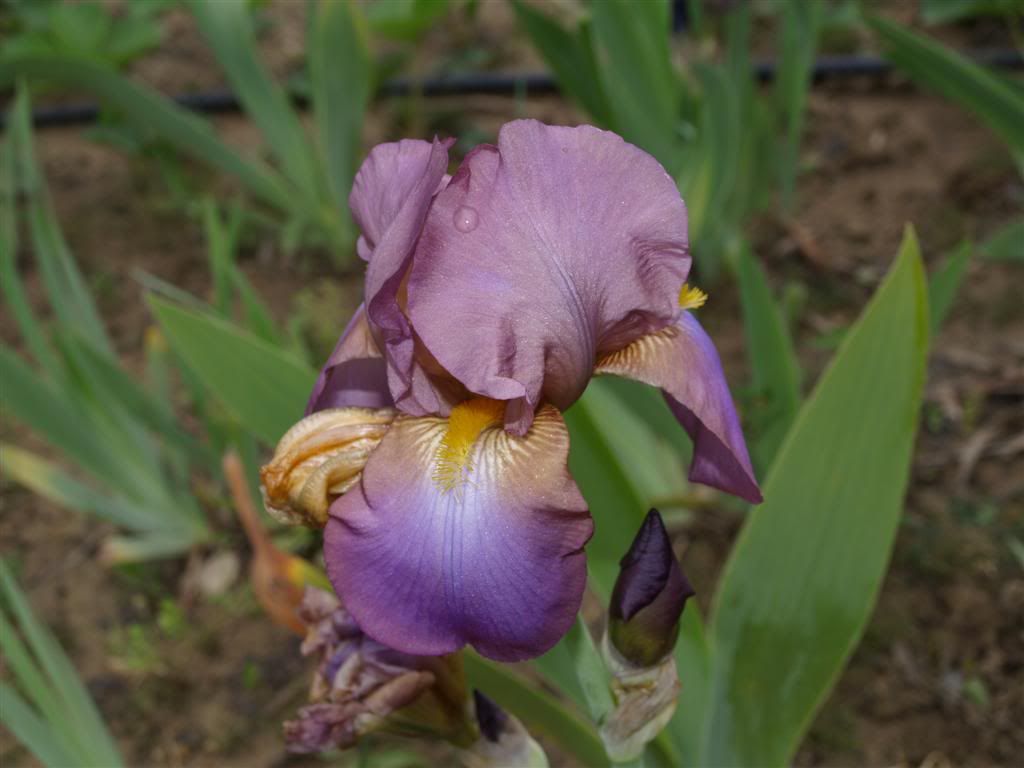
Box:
1;54;295;213
868;16;1024;155
980;217;1024;262
928;239;974;332
8;83;111;356
0;443;161;531
699;227;929;765
0;561;124;767
774;0;823;209
188;0;322;201
309;0;369;238
1;87;64;379
0;684;77;768
0;345;136;496
512;1;612;125
589;0;682;171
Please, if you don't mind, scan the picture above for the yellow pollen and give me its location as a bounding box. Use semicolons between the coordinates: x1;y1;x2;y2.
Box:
433;398;506;492
679;283;708;311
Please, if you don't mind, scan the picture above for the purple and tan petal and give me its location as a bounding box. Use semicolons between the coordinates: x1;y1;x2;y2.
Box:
324;404;592;661
596;313;762;503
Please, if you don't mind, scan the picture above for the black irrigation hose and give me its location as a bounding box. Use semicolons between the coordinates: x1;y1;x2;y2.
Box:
14;48;1024;130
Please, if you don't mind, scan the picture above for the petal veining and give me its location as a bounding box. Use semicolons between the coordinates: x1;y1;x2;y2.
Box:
324;404;592;661
406;120;690;433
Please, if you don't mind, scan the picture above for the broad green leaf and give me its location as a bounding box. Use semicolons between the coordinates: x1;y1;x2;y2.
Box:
669;606;713;765
699;227;929;765
599;376;693;463
188;0;322;200
868;16;1024;155
564;617;615;722
928;239;974;332
980;217;1024;262
565;378;686;594
533;638;588;711
512;2;612;125
149;297;316;445
309;0;368;247
737;245;802;471
589;0;683;172
464;653;608;768
0;54;294;213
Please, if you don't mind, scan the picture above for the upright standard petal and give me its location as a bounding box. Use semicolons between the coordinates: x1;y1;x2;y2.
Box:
407;120;690;433
596;313;762;503
354;138;456;417
306;304;391;414
349;139;450;257
324;402;593;661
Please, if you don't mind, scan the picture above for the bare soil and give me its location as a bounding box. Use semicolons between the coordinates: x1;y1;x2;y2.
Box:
2;2;1022;767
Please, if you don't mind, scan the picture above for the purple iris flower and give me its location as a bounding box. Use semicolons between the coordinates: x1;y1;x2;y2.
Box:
293;120;759;662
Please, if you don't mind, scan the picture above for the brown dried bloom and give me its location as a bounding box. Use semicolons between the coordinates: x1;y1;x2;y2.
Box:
260;407;395;528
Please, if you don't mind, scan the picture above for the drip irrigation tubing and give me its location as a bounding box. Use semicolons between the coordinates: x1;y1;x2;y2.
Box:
11;48;1024;130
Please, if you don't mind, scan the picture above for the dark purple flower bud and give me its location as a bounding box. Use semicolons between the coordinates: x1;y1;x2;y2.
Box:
473;690;508;744
463;691;548;768
608;509;695;667
284;588;475;753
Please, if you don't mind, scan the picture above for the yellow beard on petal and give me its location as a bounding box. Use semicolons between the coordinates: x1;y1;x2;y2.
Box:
432;398;506;493
678;283;707;311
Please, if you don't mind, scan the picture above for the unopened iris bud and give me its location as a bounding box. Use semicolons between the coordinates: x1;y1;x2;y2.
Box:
463;691;548;768
260;407;395;528
284;588;476;753
600;509;694;762
608;508;694;667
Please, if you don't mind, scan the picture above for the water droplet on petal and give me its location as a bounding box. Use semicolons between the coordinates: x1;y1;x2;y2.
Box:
453;205;479;233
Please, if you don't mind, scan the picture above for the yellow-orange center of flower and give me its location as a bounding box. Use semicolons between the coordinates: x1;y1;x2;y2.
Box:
433;398;506;492
678;283;708;311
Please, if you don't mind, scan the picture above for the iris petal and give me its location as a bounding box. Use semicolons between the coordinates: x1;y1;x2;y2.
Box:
306;304;391;414
324;405;592;661
349;137;454;416
407;120;690;434
596;313;762;503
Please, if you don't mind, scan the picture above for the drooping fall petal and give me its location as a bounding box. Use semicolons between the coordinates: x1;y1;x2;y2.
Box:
407;120;690;434
596;313;762;503
324;403;593;661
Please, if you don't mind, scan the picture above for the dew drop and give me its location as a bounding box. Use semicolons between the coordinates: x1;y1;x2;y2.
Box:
453;205;479;233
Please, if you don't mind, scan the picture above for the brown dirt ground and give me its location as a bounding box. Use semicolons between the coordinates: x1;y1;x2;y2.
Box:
2;2;1023;767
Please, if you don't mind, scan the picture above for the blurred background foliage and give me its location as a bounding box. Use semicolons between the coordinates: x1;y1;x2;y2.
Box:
1;0;1022;766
